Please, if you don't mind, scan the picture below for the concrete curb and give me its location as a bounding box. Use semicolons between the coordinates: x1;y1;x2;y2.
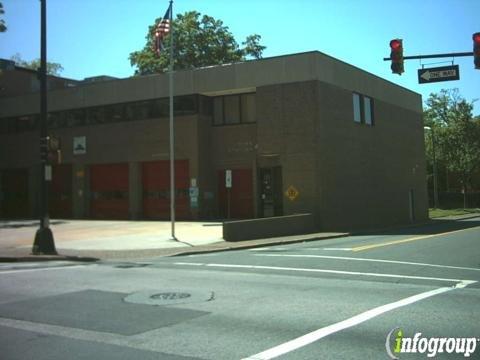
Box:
0;233;349;262
168;233;350;257
0;255;99;263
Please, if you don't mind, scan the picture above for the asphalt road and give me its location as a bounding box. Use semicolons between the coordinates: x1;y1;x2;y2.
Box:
1;217;479;359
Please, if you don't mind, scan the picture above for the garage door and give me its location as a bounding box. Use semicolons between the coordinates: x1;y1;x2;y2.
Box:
90;163;129;219
142;160;190;220
49;164;72;219
0;168;29;219
218;168;253;219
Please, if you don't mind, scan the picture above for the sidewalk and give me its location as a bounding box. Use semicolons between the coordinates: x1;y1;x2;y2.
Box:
0;219;348;262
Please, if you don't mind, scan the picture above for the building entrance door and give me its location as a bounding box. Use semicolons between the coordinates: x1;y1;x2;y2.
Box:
258;167;283;218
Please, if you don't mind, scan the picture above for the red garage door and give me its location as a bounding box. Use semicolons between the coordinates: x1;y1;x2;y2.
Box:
0;168;29;219
142;160;190;220
218;168;253;219
90;163;129;219
49;164;72;218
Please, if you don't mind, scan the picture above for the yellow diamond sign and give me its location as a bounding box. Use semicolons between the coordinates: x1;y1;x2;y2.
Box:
285;185;299;201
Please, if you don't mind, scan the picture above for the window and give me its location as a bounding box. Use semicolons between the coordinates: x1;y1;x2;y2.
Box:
224;95;240;124
212;93;256;126
65;109;86;127
104;104;124;123
200;96;213;116
174;95;197;116
213;97;224;125
353;93;361;123
364;96;373;125
352;93;374;126
241;93;256;123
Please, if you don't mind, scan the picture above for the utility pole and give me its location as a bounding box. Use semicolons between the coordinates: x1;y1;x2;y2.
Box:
32;0;57;255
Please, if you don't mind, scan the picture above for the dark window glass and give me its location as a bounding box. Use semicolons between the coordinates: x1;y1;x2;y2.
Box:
174;95;197;116
152;98;169;118
65;109;86;127
16;115;38;132
200;96;213;116
213;97;223;125
135;101;152;120
224;95;240;124
0;118;10;134
86;107;105;125
125;103;135;121
241;93;256;123
48;112;67;128
364;96;373;125
104;104;125;123
353;93;361;123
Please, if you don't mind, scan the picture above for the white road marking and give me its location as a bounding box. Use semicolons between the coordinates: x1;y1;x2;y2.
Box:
254;254;480;272
321;248;352;251
0;265;89;275
242;279;477;360
174;262;473;283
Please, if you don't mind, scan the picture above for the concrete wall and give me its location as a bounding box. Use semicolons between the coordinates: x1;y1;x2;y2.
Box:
223;213;315;242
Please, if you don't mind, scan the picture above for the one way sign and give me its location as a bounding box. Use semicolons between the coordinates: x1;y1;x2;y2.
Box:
418;65;460;84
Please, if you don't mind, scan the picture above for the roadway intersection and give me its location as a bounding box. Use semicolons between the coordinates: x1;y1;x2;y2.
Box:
1;216;479;359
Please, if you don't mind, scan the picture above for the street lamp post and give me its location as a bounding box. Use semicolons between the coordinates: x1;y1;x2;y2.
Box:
424;126;439;209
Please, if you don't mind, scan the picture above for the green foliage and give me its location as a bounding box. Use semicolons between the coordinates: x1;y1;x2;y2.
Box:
423;89;480;206
10;53;64;76
429;208;480;218
0;2;6;33
129;11;266;75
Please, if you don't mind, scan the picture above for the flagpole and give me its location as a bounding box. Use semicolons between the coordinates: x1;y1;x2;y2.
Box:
168;0;175;240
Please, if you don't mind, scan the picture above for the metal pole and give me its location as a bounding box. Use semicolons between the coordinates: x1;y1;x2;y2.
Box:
431;128;439;209
383;51;473;61
169;0;175;239
33;0;56;255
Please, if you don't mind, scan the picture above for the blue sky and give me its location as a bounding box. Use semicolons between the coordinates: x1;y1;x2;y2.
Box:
1;0;479;115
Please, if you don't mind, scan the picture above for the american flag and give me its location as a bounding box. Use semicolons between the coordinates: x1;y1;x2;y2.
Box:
153;4;172;56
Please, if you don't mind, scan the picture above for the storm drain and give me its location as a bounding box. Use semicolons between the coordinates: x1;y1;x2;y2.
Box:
124;290;214;306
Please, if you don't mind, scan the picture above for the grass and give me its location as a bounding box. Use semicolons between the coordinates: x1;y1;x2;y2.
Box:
429;208;480;218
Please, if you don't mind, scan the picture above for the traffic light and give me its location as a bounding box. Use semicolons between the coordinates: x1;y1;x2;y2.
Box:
390;39;404;75
473;32;480;69
40;136;49;163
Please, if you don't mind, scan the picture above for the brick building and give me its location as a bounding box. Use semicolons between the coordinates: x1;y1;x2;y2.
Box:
0;51;428;231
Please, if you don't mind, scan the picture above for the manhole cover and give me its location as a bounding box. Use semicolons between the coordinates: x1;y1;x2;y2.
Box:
124;290;213;306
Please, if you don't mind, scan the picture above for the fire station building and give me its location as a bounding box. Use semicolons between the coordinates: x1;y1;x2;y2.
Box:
0;51;428;231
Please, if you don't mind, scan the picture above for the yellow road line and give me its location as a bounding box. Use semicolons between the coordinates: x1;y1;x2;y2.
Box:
352;226;480;252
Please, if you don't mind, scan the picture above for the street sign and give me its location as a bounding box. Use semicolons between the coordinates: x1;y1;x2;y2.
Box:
418;65;459;84
73;136;87;155
285;185;299;201
225;170;232;188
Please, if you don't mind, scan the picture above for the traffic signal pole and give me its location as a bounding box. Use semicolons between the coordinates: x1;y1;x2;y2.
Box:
383;52;473;61
33;0;57;255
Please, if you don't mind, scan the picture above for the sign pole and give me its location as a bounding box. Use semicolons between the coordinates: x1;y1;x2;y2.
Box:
168;0;175;239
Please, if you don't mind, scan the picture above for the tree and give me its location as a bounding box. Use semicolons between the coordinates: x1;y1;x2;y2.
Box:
10;53;64;76
129;11;266;75
0;1;6;33
424;89;480;208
